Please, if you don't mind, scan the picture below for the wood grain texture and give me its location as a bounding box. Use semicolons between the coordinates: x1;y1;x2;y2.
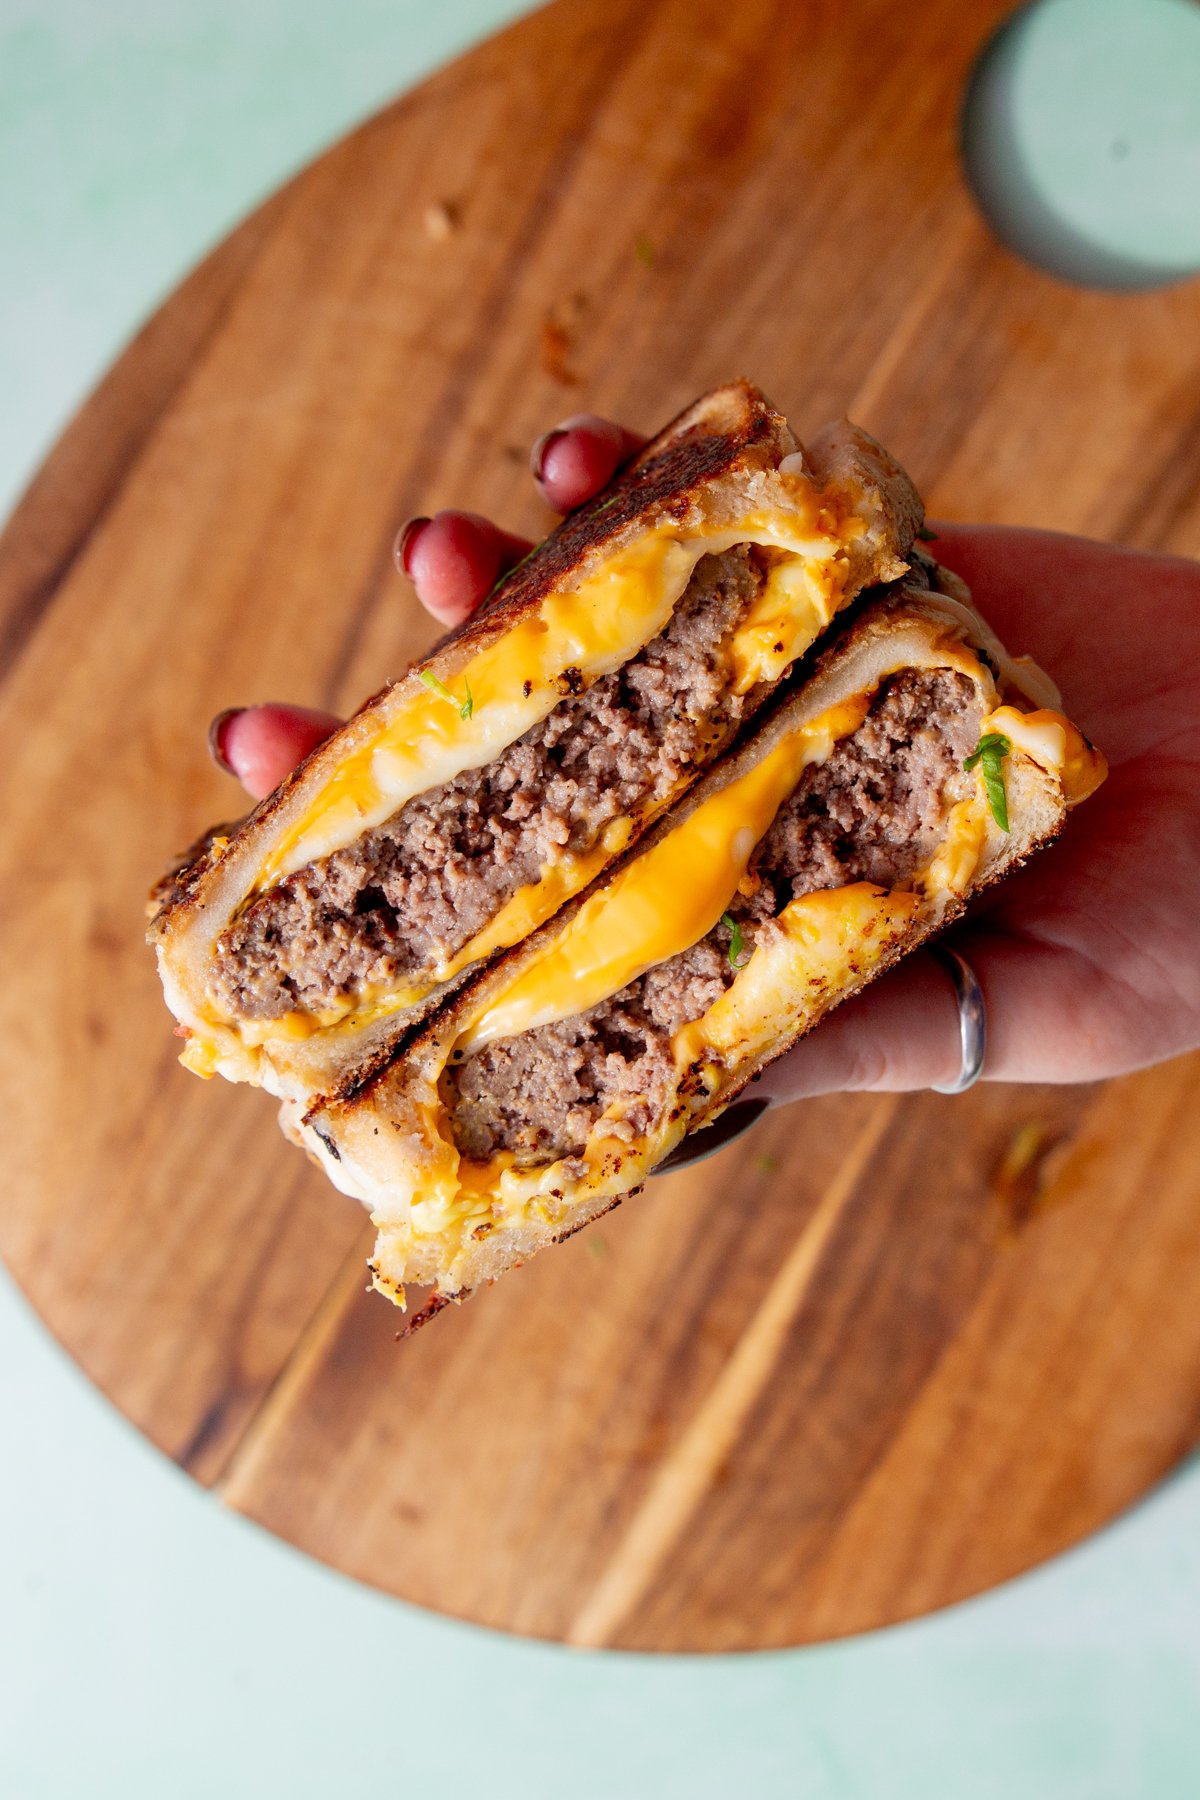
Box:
2;0;1199;1650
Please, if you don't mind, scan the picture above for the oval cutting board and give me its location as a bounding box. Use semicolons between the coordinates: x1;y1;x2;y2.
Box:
3;0;1200;1654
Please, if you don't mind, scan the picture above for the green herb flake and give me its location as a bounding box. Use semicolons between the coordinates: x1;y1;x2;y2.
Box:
721;912;749;970
485;542;539;604
915;524;938;542
756;1153;779;1176
634;233;655;267
586;1235;610;1261
964;731;1012;832
420;667;474;720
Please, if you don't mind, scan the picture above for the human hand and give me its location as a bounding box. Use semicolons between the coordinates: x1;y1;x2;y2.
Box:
208;417;1200;1095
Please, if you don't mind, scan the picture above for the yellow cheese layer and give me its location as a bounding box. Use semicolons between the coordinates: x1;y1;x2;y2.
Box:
921;798;987;898
458;694;872;1051
232;817;637;1047
319;697;1099;1053
727;550;846;693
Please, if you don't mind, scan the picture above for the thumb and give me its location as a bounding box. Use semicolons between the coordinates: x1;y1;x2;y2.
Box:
757;950;969;1102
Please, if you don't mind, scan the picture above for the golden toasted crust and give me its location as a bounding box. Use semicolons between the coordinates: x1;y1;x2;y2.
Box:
145;820;244;921
465;379;796;634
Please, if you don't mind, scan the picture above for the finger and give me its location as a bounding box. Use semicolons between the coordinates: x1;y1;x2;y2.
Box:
209;703;341;800
927;522;1119;664
923;524;1200;757
396;511;534;629
530;414;646;513
757;911;1150;1106
756;951;966;1102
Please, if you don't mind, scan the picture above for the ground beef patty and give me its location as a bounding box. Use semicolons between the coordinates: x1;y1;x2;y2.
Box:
212;547;768;1021
446;668;981;1165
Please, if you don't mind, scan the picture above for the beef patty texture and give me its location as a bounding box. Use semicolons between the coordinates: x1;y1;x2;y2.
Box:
212;548;767;1021
446;668;981;1166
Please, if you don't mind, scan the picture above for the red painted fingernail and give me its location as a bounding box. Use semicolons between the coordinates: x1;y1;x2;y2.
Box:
529;428;566;484
395;516;431;576
208;707;244;776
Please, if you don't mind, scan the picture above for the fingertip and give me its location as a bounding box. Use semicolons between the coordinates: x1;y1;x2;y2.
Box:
533;414;646;512
211;702;341;800
395;516;431;578
400;510;533;627
208;707;243;777
528;428;566;484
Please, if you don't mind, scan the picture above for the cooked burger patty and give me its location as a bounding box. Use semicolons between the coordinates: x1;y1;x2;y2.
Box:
212;548;769;1021
446;668;981;1165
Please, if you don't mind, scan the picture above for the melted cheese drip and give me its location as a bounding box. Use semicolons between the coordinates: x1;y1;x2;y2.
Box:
921;799;987;898
727;553;843;694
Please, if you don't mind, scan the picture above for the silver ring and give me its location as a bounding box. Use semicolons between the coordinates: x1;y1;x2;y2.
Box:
930;947;987;1095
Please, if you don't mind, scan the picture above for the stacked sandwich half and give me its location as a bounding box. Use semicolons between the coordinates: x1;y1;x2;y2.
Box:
150;381;1105;1313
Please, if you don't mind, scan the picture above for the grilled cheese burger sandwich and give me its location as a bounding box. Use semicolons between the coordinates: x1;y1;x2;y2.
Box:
149;382;921;1097
149;381;1104;1323
284;565;1105;1311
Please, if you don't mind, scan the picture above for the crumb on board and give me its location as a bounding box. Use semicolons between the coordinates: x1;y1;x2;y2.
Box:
424;199;461;241
991;1120;1065;1234
540;293;588;385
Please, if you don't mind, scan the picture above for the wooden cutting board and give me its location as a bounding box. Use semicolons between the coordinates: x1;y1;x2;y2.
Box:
3;0;1200;1654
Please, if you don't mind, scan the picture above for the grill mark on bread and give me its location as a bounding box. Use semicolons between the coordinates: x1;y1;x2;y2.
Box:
445;669;981;1165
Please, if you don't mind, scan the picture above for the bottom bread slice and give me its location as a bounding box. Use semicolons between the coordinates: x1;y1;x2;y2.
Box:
285;582;1103;1310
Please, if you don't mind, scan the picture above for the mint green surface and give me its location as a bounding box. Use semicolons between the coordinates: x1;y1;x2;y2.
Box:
963;0;1200;287
3;3;1200;1794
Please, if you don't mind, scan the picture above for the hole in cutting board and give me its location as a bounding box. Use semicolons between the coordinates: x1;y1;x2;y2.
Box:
961;0;1200;290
